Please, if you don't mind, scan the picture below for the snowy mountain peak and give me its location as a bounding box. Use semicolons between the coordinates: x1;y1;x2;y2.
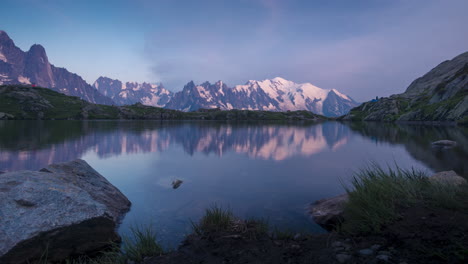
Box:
93;77;173;107
270;77;290;84
165;78;359;116
330;88;351;101
94;74;358;117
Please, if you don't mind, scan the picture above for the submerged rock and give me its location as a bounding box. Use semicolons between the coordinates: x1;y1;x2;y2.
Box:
429;170;467;186
310;193;349;231
0;159;131;263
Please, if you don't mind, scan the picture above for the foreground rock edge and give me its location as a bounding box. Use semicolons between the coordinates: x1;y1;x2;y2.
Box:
0;159;131;264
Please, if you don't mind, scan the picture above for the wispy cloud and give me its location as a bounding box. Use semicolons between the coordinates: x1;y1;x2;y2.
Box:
143;0;468;101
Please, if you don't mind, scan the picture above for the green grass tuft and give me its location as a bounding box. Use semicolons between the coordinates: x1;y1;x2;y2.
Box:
122;225;163;263
192;205;234;235
341;164;468;234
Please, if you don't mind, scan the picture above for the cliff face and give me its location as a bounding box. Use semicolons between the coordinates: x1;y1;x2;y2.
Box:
342;51;468;124
0;31;113;105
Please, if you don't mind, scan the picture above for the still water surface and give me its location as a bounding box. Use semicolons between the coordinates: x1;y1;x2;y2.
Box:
0;121;467;248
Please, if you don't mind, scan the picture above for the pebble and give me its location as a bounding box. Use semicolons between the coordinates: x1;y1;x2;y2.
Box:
358;248;374;256
293;233;301;240
333;246;345;252
336;253;352;263
332;241;343;247
378;251;391;255
376;254;390;262
370;244;381;251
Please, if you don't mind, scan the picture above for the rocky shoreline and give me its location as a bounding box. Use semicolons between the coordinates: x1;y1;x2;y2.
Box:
2;160;468;263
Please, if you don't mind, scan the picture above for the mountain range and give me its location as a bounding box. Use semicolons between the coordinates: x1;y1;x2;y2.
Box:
94;77;359;117
0;30;358;116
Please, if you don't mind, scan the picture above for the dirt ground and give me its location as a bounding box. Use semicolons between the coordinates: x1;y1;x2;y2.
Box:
144;205;468;264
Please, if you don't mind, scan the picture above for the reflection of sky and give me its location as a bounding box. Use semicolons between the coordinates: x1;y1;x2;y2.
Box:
82;133;430;249
0;121;465;248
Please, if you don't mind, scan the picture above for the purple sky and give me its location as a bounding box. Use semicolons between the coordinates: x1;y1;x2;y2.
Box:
2;0;468;101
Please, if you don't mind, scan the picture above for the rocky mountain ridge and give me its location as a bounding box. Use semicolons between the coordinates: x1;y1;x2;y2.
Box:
0;30;113;105
342;51;468;124
96;76;359;117
93;77;172;107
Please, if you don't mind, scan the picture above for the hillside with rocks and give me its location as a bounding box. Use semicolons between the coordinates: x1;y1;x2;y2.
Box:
341;51;468;124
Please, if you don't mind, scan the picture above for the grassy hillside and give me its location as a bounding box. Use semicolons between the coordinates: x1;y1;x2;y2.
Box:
0;85;325;121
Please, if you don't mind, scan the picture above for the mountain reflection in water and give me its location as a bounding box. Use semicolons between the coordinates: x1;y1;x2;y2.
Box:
0;121;351;171
1;120;467;248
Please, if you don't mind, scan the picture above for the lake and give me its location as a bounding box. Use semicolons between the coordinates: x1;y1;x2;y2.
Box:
1;120;467;249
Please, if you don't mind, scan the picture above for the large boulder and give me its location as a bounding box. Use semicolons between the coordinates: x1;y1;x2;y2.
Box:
429;170;467;186
310;194;349;231
0;159;131;263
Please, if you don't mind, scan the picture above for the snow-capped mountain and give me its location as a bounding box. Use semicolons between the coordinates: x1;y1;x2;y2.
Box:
93;77;172;107
165;77;359;117
0;30;113;105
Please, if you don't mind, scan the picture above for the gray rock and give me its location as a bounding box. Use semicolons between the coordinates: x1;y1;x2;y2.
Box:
336;253;352;263
0;112;14;120
358;248;374;256
370;244;382;251
0;159;131;263
333;247;345;252
331;241;344;248
293;233;301;241
376;254;390;262
432;140;457;147
377;251;391;255
429;170;467;186
290;244;300;250
310;193;348;230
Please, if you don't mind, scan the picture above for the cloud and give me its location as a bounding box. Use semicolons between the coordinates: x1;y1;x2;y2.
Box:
143;0;468;101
